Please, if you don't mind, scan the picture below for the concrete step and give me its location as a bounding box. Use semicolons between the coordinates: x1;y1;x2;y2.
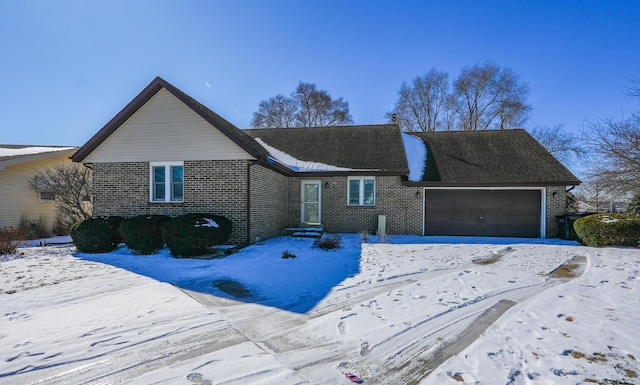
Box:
284;226;324;238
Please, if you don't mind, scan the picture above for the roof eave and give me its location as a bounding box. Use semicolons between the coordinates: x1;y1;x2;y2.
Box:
293;169;408;177
1;148;78;169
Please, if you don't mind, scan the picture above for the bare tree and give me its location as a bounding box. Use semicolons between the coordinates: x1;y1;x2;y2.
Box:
250;94;298;128
251;82;353;128
582;113;640;193
624;75;640;99
628;192;640;217
579;75;640;196
386;68;450;132
452;61;531;130
529;124;584;165
32;163;93;232
575;175;612;213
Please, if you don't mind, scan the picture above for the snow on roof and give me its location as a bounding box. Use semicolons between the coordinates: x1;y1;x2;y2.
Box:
401;132;427;182
0;146;76;158
255;138;359;172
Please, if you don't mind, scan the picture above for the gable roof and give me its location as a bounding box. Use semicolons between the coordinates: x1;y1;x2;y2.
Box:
245;125;409;174
71;77;269;163
410;129;581;186
0;145;77;169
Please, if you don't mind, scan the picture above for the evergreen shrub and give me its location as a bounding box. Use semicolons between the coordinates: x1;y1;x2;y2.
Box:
119;215;171;254
161;213;232;257
573;213;640;247
71;216;125;253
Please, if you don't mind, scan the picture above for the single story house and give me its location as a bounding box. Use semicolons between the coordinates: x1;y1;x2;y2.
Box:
0;145;77;233
71;77;580;243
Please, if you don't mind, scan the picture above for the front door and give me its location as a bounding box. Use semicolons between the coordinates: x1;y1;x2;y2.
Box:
301;180;321;225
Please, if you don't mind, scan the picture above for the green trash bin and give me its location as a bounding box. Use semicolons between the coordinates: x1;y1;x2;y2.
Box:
556;215;570;239
566;215;584;240
556;213;593;240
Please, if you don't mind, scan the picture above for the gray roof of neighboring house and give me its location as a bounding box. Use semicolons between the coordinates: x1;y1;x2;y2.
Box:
245;125;409;174
0;145;77;168
411;129;581;186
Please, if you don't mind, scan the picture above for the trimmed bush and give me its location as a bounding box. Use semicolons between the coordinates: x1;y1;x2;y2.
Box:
71;216;125;253
161;213;232;257
119;215;171;254
573;213;640;247
314;233;342;250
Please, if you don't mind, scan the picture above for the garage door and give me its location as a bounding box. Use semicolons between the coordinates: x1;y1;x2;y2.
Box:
424;189;542;238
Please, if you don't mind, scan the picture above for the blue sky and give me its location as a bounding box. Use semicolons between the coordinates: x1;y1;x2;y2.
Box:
1;1;639;148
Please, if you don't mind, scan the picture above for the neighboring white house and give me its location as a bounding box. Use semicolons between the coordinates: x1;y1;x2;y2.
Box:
0;145;77;234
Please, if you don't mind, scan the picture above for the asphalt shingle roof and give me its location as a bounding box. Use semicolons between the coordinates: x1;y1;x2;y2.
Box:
412;129;580;185
245;125;409;173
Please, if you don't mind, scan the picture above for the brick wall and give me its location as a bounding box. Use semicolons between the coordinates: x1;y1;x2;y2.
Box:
93;160;249;244
249;164;288;242
545;185;568;238
93;160;568;241
287;176;423;235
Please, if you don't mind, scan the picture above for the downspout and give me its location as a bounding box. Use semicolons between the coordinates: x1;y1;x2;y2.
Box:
566;185;576;193
246;162;251;244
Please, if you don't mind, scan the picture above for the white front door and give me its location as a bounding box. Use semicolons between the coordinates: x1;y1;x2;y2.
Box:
301;180;321;225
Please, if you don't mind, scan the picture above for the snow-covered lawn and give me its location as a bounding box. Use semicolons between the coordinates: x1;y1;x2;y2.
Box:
1;235;638;384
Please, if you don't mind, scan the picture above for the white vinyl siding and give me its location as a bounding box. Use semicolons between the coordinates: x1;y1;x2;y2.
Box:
348;177;375;206
150;162;184;202
84;89;255;163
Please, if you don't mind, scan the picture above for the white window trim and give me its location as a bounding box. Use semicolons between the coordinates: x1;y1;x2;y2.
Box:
347;176;376;206
150;161;184;203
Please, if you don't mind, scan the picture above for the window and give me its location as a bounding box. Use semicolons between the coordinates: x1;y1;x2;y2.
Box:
39;191;56;202
150;162;184;202
348;177;375;206
34;176;55;202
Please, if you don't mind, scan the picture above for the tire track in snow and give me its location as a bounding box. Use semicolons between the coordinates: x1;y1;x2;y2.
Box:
357;255;588;384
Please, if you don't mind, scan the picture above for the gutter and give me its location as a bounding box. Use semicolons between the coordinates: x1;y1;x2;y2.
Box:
402;180;583;188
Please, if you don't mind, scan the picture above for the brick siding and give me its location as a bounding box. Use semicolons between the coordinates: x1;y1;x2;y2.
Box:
93;160;249;244
545;185;568;238
93;161;568;242
287;176;423;235
248;164;288;242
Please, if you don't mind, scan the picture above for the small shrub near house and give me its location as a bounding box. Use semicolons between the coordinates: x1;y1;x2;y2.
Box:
18;214;51;239
0;227;25;255
161;213;232;257
282;250;297;259
314;233;342;250
119;215;171;255
573;213;640;247
70;216;125;253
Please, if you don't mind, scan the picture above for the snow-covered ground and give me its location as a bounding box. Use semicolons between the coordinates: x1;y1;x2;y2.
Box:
1;235;638;384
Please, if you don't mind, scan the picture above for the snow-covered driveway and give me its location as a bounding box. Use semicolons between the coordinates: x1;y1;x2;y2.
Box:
1;236;638;384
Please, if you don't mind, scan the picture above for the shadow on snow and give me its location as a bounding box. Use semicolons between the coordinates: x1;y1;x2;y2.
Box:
75;235;363;314
74;234;577;314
